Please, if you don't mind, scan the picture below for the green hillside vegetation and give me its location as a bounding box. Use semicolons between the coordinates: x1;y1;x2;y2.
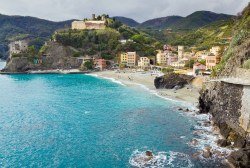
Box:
113;16;139;27
138;16;183;29
0;14;72;59
138;11;232;30
212;3;250;76
142;19;234;51
169;19;234;50
171;11;233;30
54;18;162;60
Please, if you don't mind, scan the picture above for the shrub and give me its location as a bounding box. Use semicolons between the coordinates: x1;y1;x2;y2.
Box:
243;59;250;69
73;52;81;57
162;66;174;73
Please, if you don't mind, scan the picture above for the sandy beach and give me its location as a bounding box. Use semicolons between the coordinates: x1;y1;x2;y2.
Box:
92;70;201;107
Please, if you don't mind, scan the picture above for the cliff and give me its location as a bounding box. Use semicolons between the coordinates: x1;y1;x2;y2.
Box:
2;42;81;72
199;3;250;167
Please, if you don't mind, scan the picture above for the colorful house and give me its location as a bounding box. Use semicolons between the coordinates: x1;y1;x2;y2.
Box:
193;62;206;76
95;59;107;70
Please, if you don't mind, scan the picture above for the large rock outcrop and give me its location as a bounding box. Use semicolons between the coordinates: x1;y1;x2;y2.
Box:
2;42;81;73
154;73;193;89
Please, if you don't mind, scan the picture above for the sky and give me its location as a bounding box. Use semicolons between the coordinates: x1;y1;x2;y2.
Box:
0;0;249;22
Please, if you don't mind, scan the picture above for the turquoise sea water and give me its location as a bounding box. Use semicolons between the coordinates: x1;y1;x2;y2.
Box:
0;72;223;167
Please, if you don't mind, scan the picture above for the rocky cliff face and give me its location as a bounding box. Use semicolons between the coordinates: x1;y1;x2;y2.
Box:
199;4;250;167
2;42;81;72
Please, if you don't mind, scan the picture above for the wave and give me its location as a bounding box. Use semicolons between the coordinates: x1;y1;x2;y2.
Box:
88;73;232;158
129;150;193;168
86;74;126;86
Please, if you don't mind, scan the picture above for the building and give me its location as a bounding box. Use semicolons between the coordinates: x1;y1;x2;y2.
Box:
72;14;106;30
72;20;106;30
210;46;221;56
193;62;206;76
127;52;137;67
138;57;150;69
120;52;137;67
194;50;209;60
95;59;107;70
205;54;217;70
178;46;184;60
156;50;167;65
120;53;128;65
170;60;186;68
9;40;28;58
119;39;133;44
167;53;178;65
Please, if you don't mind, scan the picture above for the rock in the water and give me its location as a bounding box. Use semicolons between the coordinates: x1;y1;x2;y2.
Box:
192;151;201;159
178;107;183;111
189;139;199;146
202;147;212;158
217;139;230;147
145;151;153;157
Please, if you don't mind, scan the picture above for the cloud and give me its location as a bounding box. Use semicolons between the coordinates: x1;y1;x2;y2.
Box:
0;0;248;22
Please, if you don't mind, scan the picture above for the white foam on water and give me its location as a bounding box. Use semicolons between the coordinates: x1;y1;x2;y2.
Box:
86;74;126;86
88;73;234;160
129;150;194;168
188;113;234;158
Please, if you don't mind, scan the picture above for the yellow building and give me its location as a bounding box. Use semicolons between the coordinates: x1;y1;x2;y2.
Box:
138;57;150;69
156;50;167;65
120;52;137;67
120;53;128;64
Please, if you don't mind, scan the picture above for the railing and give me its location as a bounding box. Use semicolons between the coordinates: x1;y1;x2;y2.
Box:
205;76;250;85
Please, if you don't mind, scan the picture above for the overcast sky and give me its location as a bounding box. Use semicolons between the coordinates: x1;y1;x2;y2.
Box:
0;0;249;22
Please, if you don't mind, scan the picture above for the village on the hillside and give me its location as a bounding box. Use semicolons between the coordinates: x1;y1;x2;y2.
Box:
7;14;226;77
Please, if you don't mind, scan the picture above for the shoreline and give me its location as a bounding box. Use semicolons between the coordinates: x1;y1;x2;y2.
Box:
90;70;234;164
91;70;200;107
0;69;90;75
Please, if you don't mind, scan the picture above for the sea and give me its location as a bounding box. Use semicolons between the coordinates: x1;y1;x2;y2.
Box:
0;61;227;167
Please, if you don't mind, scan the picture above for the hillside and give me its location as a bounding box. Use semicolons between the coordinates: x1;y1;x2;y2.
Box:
0;14;73;59
3;18;163;72
138;16;183;29
113;16;139;27
171;11;233;30
138;11;233;30
168;19;234;50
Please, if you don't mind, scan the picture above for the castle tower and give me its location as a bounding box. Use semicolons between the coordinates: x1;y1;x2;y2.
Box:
92;14;96;20
178;46;184;61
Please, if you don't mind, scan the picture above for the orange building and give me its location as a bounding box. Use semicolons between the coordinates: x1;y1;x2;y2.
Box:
95;59;107;70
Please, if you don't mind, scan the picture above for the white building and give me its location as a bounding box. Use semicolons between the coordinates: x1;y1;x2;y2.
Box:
210;46;221;56
138;57;150;69
9;40;28;58
178;46;184;60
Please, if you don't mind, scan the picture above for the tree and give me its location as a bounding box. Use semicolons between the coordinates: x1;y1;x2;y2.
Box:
84;61;94;70
184;59;195;68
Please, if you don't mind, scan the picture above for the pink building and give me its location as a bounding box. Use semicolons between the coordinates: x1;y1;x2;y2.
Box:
167;55;178;65
193;62;206;76
95;59;107;70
